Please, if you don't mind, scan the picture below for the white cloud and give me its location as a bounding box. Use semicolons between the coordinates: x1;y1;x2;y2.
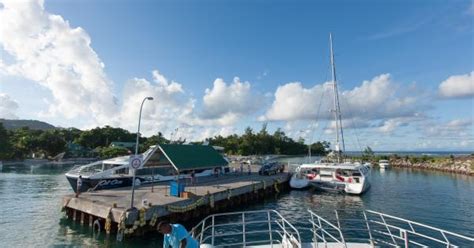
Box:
261;74;425;123
119;71;191;136
0;93;19;119
422;118;473;138
0;0;117;125
378;119;404;133
118;71;250;141
260;82;328;121
438;71;474;99
201;77;259;123
327;118;372;130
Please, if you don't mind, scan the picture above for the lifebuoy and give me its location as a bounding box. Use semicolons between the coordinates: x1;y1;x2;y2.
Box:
93;219;101;234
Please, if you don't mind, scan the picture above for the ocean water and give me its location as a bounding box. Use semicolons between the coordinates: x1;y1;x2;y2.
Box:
0;160;473;247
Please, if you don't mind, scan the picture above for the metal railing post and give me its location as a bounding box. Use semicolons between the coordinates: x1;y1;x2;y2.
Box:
363;211;374;244
400;230;408;248
200;218;206;244
267;211;273;247
335;210;341;229
242;212;246;247
310;213;317;248
380;214;397;245
211;215;215;246
317;217;326;245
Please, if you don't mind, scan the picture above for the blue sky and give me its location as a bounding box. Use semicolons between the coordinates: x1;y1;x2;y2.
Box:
0;0;473;151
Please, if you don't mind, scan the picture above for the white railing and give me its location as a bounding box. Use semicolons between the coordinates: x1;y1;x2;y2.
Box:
307;209;474;248
308;209;347;247
191;209;301;247
364;210;474;247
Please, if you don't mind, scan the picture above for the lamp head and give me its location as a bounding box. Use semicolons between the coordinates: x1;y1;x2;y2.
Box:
146;97;154;101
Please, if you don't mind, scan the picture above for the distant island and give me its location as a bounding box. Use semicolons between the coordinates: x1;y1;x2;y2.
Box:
0;118;56;130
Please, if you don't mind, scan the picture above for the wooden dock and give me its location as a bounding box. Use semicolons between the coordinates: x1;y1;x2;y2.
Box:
61;171;290;239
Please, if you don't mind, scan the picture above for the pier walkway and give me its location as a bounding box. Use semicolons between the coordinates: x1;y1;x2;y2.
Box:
62;171;290;237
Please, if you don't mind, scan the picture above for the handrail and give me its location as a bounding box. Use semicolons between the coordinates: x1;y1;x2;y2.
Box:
365;210;474;242
306;209;473;247
307;209;346;246
191;209;301;247
191;209;473;247
364;210;474;247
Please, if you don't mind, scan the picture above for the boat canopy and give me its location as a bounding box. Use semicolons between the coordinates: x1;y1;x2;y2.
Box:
158;144;228;172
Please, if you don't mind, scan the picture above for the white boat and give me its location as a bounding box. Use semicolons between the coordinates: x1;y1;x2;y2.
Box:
309;163;371;194
379;159;390;169
289;164;313;189
65;144;229;192
291;162;371;194
290;34;371;195
190;209;474;247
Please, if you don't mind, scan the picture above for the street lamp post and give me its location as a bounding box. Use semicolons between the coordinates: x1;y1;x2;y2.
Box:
130;96;153;209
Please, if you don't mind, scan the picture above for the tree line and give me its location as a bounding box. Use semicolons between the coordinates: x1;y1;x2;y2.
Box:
205;124;330;156
0;122;329;160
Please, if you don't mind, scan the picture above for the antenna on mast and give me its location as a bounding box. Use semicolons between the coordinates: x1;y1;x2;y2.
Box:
329;33;346;162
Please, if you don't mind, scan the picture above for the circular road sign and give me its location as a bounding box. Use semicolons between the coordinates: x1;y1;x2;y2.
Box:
131;157;141;169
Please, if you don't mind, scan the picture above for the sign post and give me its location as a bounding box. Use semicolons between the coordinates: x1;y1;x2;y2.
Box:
129;154;143;209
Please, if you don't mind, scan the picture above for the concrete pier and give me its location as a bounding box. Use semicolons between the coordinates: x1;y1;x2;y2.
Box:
62;171;290;238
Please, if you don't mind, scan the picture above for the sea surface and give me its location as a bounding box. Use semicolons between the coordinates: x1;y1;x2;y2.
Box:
0;157;473;247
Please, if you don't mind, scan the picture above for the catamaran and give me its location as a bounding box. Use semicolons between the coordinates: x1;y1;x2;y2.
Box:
290;34;371;194
65;144;229;193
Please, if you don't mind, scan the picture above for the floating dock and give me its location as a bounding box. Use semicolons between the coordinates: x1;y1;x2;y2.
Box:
61;171;290;239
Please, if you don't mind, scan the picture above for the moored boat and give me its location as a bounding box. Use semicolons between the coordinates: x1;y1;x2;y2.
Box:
290;34;371;195
65;144;229;192
291;162;371;194
309;163;371;194
379;159;390;169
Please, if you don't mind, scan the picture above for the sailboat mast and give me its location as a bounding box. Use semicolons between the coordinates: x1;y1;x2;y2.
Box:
329;33;346;160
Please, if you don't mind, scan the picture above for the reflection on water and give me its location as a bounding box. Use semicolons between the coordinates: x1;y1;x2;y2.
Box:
0;161;473;247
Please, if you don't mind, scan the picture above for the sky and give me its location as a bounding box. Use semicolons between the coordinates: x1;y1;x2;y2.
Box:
0;0;473;151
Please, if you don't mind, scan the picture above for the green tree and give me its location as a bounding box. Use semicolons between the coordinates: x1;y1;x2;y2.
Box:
143;132;169;149
76;126;134;149
0;123;12;159
362;146;374;161
37;130;66;157
99;146;130;159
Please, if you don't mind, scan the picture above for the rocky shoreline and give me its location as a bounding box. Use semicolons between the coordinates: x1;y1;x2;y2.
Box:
389;156;473;176
227;154;474;176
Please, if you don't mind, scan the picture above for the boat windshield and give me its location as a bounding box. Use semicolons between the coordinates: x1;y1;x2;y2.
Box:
338;169;362;177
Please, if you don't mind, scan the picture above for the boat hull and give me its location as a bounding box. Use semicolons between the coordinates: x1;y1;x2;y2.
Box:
66;175;135;193
310;181;345;193
310;179;370;195
289;175;309;189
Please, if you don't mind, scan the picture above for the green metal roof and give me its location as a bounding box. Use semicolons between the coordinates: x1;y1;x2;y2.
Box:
158;144;228;171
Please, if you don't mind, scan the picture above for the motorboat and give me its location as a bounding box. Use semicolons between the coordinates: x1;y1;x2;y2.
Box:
65;144;229;193
289;164;313;189
290;34;371;195
379;159;390;169
190;209;474;247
